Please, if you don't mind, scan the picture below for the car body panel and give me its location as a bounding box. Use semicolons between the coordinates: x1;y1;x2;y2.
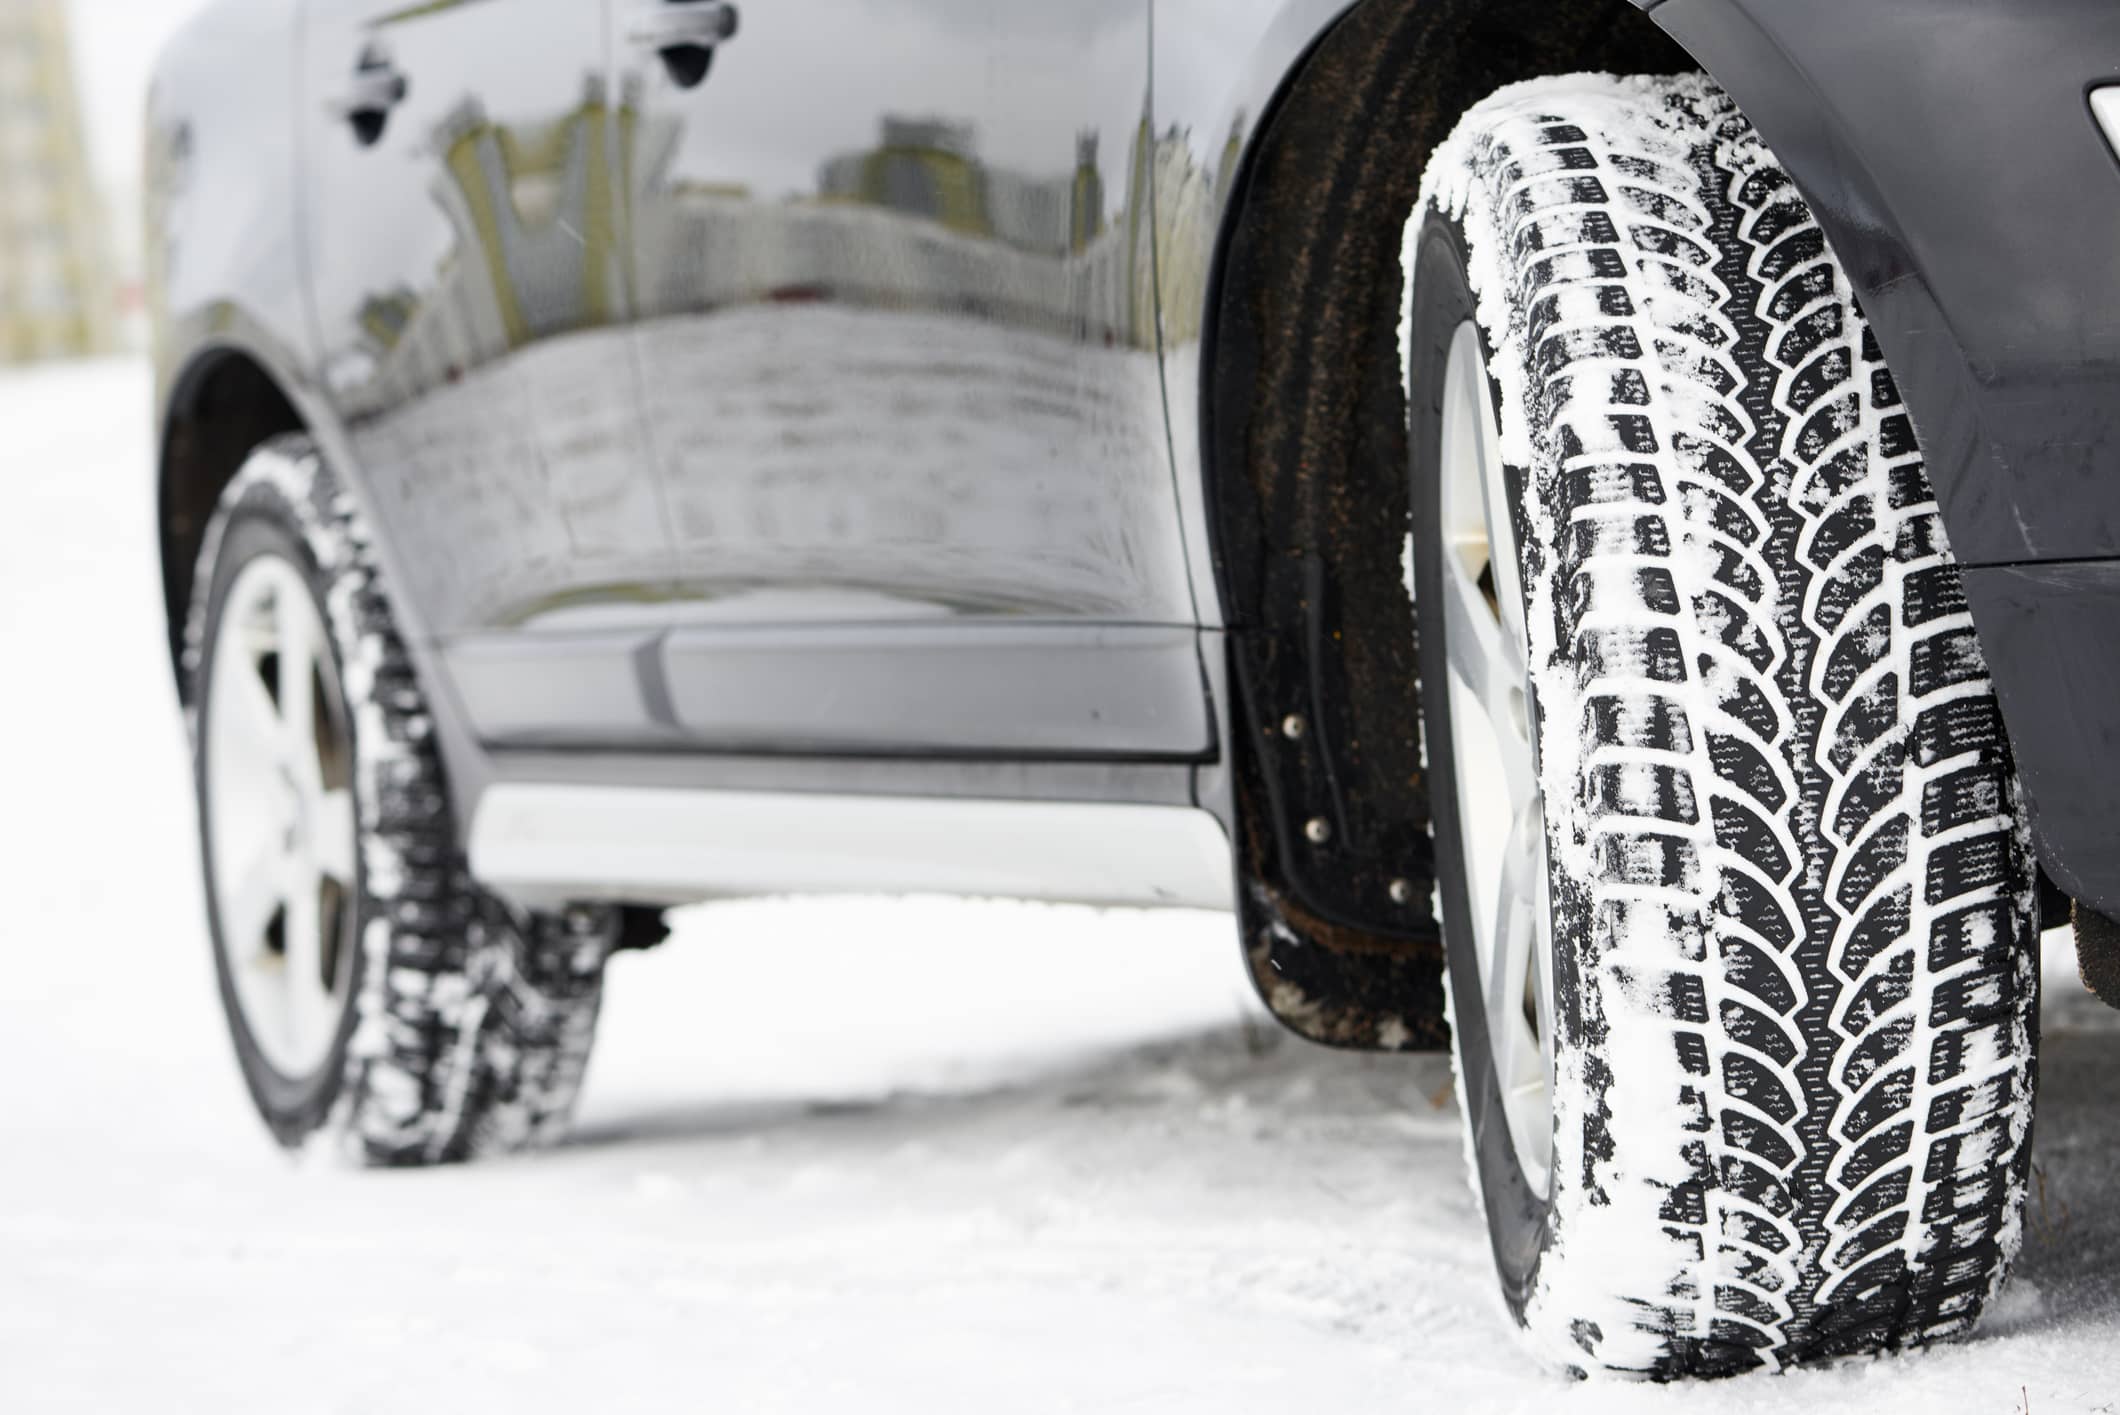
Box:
154;0;1232;808
147;0;314;422
607;0;1211;759
614;0;1183;625
301;0;674;761
1962;562;2120;914
451;620;1215;758
150;0;2120;914
1152;0;1355;637
302;0;670;638
148;2;513;838
1645;0;2120;907
1651;0;2120;570
469;781;1236;911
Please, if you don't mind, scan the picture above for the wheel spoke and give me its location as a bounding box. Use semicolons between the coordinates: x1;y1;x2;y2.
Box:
223;839;288;956
1469;454;1529;678
312;788;358;883
1487;811;1539;1053
1488;809;1552;1159
281;865;336;1052
207;705;284;842
1443;561;1538;811
229;651;289;767
1441;556;1519;712
278;597;321;793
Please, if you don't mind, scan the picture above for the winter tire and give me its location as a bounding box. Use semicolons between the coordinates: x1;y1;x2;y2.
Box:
1408;74;2039;1376
189;436;615;1165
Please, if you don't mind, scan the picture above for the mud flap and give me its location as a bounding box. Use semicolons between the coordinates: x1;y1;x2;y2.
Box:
1239;878;1449;1052
1232;650;1448;1053
2076;903;2120;1011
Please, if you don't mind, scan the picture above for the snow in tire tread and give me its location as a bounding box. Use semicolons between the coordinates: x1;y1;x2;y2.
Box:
187;438;614;1166
1420;74;2037;1375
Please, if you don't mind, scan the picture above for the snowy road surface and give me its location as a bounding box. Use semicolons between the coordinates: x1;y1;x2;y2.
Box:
4;359;2118;1412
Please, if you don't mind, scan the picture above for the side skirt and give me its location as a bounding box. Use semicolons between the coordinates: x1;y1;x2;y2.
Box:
469;780;1237;913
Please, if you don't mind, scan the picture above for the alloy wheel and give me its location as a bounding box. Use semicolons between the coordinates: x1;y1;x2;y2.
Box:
204;555;360;1079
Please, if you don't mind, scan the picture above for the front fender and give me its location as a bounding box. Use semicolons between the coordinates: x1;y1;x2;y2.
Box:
147;0;313;435
1651;0;2120;569
1652;0;2120;912
149;0;495;838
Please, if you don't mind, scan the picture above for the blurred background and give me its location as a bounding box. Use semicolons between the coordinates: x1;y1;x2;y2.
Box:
2;0;206;361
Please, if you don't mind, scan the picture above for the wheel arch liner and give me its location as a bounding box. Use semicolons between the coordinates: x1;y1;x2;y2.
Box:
1202;0;1694;1050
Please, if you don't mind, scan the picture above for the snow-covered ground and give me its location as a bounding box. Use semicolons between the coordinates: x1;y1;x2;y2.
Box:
3;358;2117;1412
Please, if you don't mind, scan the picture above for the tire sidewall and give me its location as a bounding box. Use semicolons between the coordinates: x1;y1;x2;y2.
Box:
193;478;368;1145
1408;207;1557;1310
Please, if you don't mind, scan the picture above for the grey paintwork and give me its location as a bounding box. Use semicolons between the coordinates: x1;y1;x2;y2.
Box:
615;1;1197;630
150;0;2120;908
1652;0;2120;569
301;0;673;773
1962;562;2120;914
148;0;313;417
1641;0;2120;910
1153;0;1357;634
452;622;1215;759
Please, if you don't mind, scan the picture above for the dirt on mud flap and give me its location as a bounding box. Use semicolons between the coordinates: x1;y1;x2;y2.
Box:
2077;905;2120;1011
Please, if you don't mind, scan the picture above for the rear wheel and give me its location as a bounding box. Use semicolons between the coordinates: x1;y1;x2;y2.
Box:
191;436;615;1165
1409;74;2039;1375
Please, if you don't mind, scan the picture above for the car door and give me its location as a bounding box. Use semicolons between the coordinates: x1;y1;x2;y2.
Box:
303;0;676;749
610;0;1212;758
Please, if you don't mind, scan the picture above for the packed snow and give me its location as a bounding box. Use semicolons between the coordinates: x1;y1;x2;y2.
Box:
3;358;2117;1410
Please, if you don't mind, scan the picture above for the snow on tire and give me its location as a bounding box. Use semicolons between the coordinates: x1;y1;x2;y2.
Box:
187;436;616;1166
1410;74;2039;1376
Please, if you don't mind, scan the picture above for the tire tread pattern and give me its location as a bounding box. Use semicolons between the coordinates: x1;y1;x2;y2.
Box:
1430;75;2037;1375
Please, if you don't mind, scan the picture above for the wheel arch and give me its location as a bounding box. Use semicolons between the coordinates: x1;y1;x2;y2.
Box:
157;340;309;701
154;337;495;844
1195;0;1696;1049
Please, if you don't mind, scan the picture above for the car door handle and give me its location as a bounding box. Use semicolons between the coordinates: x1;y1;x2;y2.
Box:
628;1;739;90
333;45;408;148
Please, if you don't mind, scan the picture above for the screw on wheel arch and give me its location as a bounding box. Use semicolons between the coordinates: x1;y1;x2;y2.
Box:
189;436;619;1164
1408;74;2038;1376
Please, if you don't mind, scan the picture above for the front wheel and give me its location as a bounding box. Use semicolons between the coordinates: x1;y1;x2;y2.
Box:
1410;74;2039;1376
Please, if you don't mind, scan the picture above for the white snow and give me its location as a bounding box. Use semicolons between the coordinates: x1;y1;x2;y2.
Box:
3;357;2119;1409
